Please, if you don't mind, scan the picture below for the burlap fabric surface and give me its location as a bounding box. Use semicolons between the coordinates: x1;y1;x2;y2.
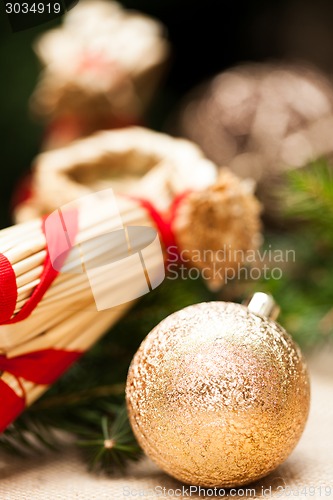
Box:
0;352;332;499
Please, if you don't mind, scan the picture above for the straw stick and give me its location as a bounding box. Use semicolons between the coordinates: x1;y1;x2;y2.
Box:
13;250;47;277
16;266;44;288
4;236;46;265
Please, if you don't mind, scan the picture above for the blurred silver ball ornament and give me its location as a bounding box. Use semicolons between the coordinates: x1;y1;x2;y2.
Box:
174;63;333;221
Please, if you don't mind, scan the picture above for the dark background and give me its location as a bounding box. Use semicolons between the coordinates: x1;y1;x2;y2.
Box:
1;0;333;228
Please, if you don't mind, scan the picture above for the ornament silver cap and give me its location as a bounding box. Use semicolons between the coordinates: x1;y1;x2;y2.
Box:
245;292;280;320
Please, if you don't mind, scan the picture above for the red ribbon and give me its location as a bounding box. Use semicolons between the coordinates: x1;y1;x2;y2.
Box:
0;209;80;432
126;192;191;258
0;210;79;325
0;349;82;433
0;254;17;325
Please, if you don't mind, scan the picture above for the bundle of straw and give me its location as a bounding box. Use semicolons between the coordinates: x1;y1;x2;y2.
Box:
14;127;217;223
30;0;170;148
1;129;261;431
0;192;163;430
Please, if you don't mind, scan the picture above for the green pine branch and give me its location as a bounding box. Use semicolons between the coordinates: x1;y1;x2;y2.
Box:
78;408;142;472
284;159;333;240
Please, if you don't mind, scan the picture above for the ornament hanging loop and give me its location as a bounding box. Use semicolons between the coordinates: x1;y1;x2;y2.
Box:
245;292;280;320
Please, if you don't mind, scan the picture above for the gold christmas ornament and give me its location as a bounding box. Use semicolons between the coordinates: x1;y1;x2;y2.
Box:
126;293;310;487
175;62;333;220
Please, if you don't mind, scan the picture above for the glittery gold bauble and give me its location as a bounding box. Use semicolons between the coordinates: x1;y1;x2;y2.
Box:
126;301;310;487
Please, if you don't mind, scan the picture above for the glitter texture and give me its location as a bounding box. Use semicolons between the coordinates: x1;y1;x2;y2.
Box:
126;302;310;487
